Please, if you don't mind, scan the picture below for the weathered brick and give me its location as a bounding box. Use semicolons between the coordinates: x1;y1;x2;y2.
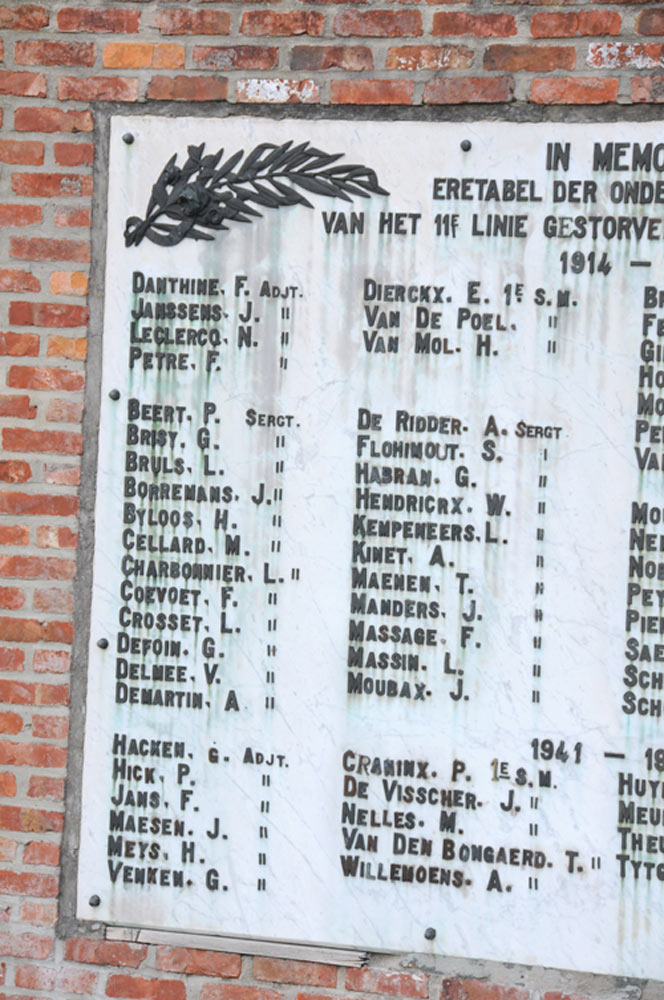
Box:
0;461;32;483
156;9;230;34
9;301;88;327
193;45;278;69
334;10;421;34
0;493;78;517
44;464;80;486
236;78;318;101
46;335;87;360
632;73;664;98
54;142;93;167
0;205;42;226
0;649;24;671
386;43;472;68
0;6;48;29
441;982;529;1000
65;939;148;969
104;42;185;68
14;108;93;133
638;9;664;32
3;429;82;455
0;271;40;293
0;931;52;958
588;40;664;65
20;901;58;923
0;740;67;766
0;70;46;97
433;12;516;35
0;141;43;165
58;75;139;100
531;11;620;34
424;74;514;101
242;11;324;34
201;989;284;1000
291;44;372;68
530;75;618;101
27;777;64;800
10;237;90;262
255;960;336;988
156;949;242;977
54;206;92;227
0;714;23;735
0;526;29;545
34;588;74;613
484;43;575;69
0;553;75;581
0;870;58;897
346;971;428;998
14;40;95;65
57;8;140;32
33;649;71;671
0;589;24;611
8;366;85;391
330;78;413;101
146;75;228;100
0;773;17;797
22;842;60;867
11;173;92;198
0;332;40;356
106;976;187;1000
50;271;88;296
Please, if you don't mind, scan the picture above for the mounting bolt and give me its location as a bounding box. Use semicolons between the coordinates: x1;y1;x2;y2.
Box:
109;389;120;401
122;133;134;145
461;140;472;152
424;927;436;941
97;638;109;650
89;895;101;907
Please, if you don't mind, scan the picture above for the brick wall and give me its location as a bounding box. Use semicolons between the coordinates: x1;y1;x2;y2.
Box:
0;0;660;997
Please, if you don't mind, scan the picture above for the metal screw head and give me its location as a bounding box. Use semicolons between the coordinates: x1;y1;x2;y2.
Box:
122;133;134;145
97;638;109;650
108;389;120;401
461;140;472;152
89;895;101;907
424;927;436;940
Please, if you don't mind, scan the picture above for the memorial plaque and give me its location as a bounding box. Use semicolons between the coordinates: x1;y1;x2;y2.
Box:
78;117;664;978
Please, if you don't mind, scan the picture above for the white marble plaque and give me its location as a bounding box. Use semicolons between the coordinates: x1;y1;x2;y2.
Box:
78;117;664;978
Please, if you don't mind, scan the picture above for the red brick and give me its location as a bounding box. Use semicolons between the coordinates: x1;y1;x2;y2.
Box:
484;43;575;69
0;740;67;766
14;108;93;133
0;527;28;545
441;983;529;1000
54;142;93;167
0;70;45;96
541;992;589;999
156;9;230;34
531;11;620;34
242;11;324;34
27;777;63;800
193;45;278;69
0;840;16;862
255;960;335;988
35;527;77;549
156;949;241;977
0;681;33;704
530;76;618;101
588;41;664;66
105;42;185;69
330;78;413;101
638;9;664;32
33;649;71;673
0;6;48;29
65;940;148;968
8;366;84;392
433;12;515;34
0;871;58;896
0;714;22;735
43;464;80;487
32;714;68;738
201;989;283;1000
291;44;372;68
0;552;75;578
20;901;57;924
58;76;139;101
0;806;62;834
54;206;91;228
0;271;40;293
33;589;74;613
0;775;16;797
334;10;421;34
10;237;89;262
424;75;513;101
50;271;88;296
0;494;78;517
9;302;87;327
0;462;32;483
0;142;43;165
632;74;664;99
0;590;24;611
0;332;39;356
46;336;86;360
0;205;42;227
14;40;95;65
106;977;186;1000
386;43;472;68
0;931;52;958
22;842;60;866
0;650;23;671
146;76;228;100
57;8;139;32
346;971;427;998
236;78;318;101
11;173;92;198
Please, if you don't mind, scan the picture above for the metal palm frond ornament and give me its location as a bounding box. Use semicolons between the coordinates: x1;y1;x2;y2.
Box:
124;140;390;248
